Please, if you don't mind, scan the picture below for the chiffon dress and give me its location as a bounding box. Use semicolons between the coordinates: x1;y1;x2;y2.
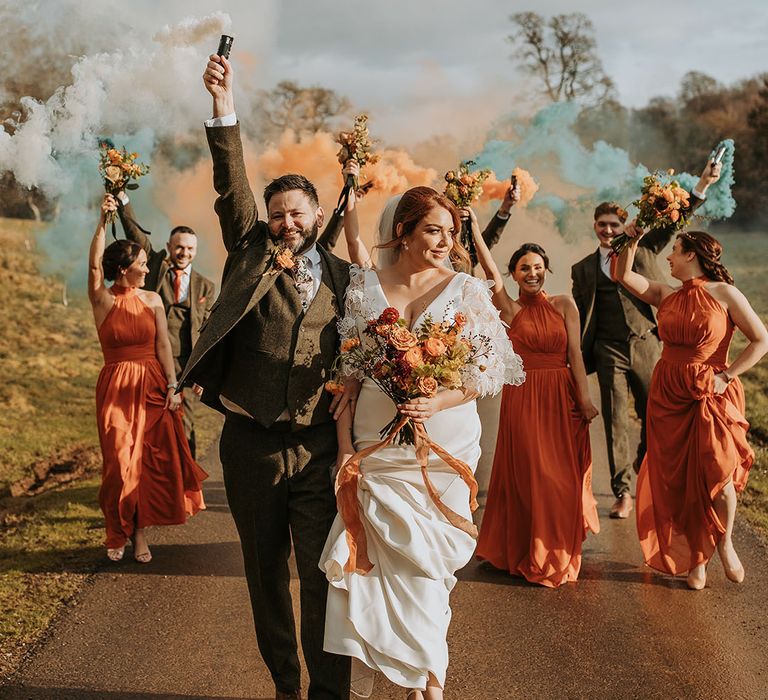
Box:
321;267;524;692
636;276;752;574
476;291;599;587
95;285;207;548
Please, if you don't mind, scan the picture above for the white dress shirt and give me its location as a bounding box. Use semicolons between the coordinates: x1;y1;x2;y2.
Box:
598;246;613;279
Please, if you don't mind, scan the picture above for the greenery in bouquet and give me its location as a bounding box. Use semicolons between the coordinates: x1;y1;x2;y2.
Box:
443;161;491;208
97;145;150;227
611;169;690;257
336;114;379;191
326;307;490;446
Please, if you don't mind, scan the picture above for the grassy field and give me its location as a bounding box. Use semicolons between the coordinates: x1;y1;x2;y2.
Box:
0;219;765;679
0;218;221;680
721;230;768;534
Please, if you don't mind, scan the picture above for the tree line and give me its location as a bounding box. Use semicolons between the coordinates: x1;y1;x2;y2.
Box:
1;11;766;229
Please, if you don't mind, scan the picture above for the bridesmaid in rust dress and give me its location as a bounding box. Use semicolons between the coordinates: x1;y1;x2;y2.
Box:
615;227;768;590
467;210;600;587
88;194;207;563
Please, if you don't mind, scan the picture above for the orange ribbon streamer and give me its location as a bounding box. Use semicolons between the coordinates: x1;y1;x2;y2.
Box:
335;416;479;575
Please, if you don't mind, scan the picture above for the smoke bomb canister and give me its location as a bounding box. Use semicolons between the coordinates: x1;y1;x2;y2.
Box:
217;35;233;59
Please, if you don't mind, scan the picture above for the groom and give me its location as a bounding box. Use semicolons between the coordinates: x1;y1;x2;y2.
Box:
571;157;721;519
179;54;352;700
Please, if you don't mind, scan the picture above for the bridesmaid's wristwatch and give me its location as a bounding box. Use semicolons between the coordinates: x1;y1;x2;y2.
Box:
720;371;735;385
167;381;179;390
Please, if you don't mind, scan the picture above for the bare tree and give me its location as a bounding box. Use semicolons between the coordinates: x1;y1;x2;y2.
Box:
508;12;616;105
248;81;352;142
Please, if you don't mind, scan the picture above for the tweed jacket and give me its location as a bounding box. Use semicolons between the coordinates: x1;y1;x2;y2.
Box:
178;124;351;414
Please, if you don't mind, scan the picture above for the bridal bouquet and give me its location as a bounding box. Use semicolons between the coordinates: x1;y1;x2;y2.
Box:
98;145;150;227
336;114;379;192
443;160;491;207
327;306;490;445
327;306;484;573
610;170;690;257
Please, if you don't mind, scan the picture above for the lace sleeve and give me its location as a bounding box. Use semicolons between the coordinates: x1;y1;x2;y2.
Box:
458;276;525;396
336;265;373;379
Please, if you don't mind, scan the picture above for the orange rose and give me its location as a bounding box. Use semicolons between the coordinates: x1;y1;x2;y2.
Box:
423;337;447;358
460;174;472;185
453;312;467;327
417;376;438;397
324;380;344;395
341;338;360;353
391;327;418;351
445;170;456;182
670;209;680;222
404;346;424;367
107;148;121;163
662;189;674;203
104;165;122;184
274;249;294;270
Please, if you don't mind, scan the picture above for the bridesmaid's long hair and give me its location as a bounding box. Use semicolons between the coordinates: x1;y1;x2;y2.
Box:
677;230;734;285
377;186;472;273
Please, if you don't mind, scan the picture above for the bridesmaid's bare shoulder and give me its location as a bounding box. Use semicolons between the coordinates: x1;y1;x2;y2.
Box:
703;280;745;308
137;289;163;310
549;293;578;316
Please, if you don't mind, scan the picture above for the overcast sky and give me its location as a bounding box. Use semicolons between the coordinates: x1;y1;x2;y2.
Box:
142;0;768;141
262;0;768;108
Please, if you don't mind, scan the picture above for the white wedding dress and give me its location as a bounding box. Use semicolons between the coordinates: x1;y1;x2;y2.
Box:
320;266;524;693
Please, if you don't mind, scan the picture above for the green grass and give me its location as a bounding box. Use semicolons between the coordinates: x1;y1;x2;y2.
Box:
0;218;222;680
722;231;768;536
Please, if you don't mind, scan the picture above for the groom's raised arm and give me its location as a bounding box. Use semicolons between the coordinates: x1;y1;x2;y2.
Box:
203;54;260;252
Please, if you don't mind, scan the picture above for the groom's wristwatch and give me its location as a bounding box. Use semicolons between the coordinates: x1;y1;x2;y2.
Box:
167;381;179;390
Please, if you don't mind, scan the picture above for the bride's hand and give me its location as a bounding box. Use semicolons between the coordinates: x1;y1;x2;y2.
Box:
397;396;441;423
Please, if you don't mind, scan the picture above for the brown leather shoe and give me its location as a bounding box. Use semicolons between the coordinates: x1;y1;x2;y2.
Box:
275;689;302;700
609;493;633;519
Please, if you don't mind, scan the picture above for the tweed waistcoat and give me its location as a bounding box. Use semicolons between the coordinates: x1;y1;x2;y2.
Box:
219;264;340;429
593;263;654;342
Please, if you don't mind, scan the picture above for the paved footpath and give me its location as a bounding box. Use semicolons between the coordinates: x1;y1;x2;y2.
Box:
3;388;768;699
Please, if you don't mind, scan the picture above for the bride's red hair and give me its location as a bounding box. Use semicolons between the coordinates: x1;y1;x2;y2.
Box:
377;186;472;272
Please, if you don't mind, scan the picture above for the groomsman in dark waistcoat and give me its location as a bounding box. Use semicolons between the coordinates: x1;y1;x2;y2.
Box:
571;159;721;519
117;195;215;458
180;54;352;700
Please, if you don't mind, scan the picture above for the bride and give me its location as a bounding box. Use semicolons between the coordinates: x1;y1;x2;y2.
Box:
320;181;525;699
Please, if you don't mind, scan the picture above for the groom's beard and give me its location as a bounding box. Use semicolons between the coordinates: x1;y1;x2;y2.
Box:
271;222;320;254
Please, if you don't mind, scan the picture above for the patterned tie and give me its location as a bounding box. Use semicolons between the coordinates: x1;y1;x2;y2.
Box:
173;268;184;303
291;255;313;311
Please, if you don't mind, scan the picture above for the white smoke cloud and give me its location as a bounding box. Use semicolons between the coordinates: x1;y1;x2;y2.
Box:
0;6;272;196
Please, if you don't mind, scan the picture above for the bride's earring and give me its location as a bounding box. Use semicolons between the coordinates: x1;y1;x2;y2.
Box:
402;241;409;251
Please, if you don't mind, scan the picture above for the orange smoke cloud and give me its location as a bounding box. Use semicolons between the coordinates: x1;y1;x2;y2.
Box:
153;128;441;279
481;167;539;206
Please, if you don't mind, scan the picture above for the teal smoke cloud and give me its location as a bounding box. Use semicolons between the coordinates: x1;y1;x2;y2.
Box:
472;102;736;238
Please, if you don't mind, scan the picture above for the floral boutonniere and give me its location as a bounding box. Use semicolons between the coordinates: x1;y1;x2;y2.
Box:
268;246;296;275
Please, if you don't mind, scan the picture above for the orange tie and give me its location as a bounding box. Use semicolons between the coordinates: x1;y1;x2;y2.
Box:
173;268;184;303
